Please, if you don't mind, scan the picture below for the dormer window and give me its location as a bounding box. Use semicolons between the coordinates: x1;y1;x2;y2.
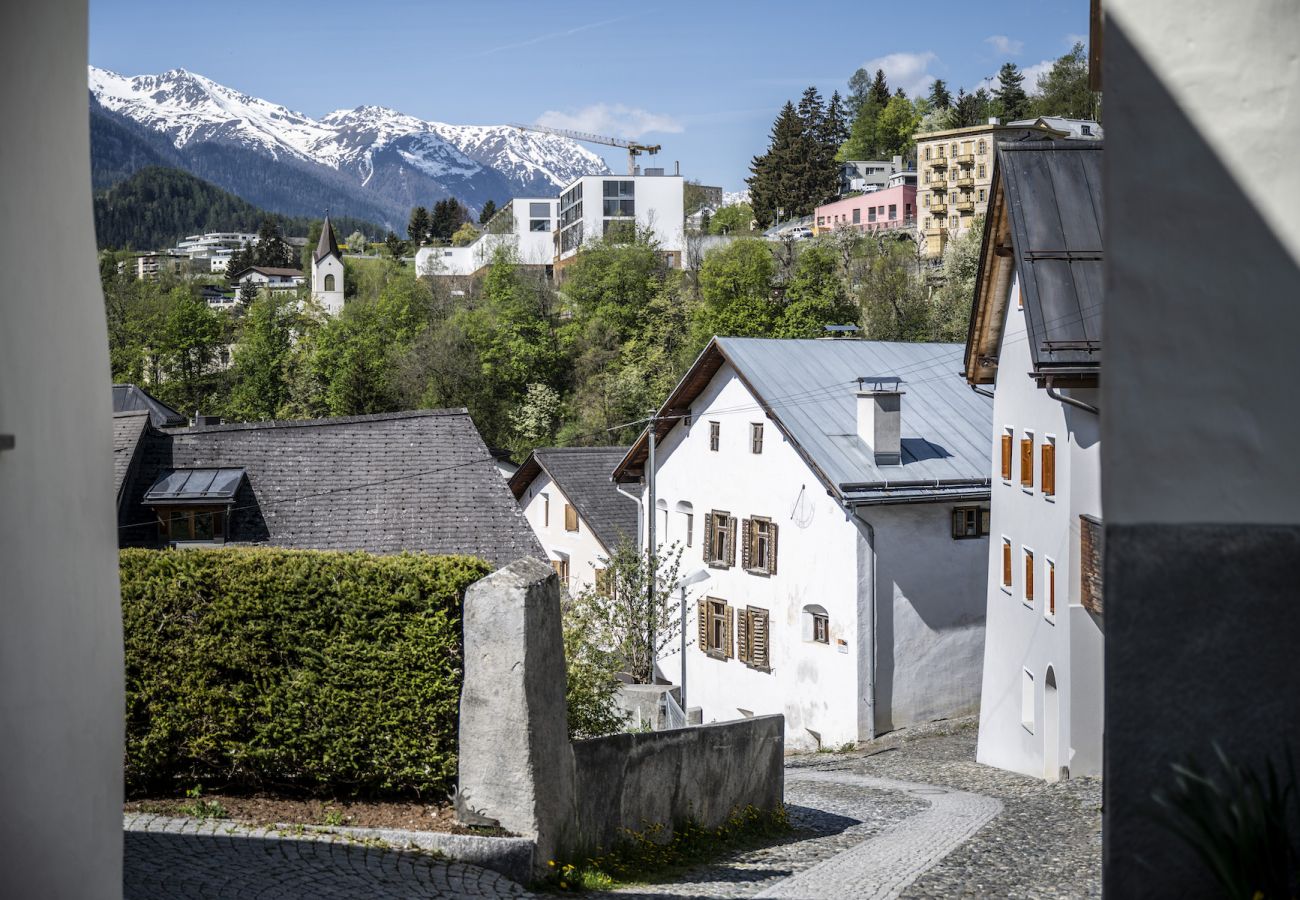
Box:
143;467;245;545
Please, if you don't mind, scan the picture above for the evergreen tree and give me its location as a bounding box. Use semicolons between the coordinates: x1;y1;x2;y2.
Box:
430;198;470;243
868;69;892;108
847;67;873;108
252;219;293;269
993;63;1030;120
478;200;498;225
839;98;882;161
952;88;994;127
797;86;826;133
224;241;253;282
384;231;409;263
746;101;816;227
796;86;838;206
1030;42;1099;120
822;90;851;149
407;206;431;244
227;290;298;421
928;79;953;110
237;279;259;307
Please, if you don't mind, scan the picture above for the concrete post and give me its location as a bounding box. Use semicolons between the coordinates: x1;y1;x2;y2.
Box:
459;557;574;871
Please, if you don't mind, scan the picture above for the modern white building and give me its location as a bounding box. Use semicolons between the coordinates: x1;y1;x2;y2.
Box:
556;172;685;269
839;156;907;195
173;231;257;272
509;447;638;595
612;337;993;751
415;198;558;278
310;216;345;314
1007;116;1103;141
229;266;304;293
965;139;1105;781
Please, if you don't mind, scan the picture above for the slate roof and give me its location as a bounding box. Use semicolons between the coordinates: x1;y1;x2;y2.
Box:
613;338;993;505
119;409;543;567
314;215;341;262
966;140;1104;386
509;447;638;552
112;411;150;508
112;383;187;427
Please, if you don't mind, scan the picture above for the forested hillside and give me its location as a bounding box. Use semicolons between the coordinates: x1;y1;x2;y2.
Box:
94;167;382;250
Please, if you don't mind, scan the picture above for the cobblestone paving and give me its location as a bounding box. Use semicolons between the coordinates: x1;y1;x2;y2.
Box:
123;813;534;899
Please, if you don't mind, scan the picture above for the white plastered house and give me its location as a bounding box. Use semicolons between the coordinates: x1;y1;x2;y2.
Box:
964;139;1105;781
612;337;994;751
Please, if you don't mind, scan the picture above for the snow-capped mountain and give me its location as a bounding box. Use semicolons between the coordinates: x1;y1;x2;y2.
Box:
722;189;751;207
87;65;611;228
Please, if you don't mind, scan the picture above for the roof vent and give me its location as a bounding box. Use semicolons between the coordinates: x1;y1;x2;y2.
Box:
856;377;903;466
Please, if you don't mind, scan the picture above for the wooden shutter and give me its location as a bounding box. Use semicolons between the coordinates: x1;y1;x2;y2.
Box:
1042;442;1056;496
764;521;775;567
1002;541;1012;586
724;605;735;658
1048;561;1056;615
1025;552;1034;601
741;519;752;569
750;607;769;670
726;517;737;567
565;503;578;531
1000;434;1012;480
698;598;708;653
743;603;754;660
1020;439;1033;487
703;513;712;561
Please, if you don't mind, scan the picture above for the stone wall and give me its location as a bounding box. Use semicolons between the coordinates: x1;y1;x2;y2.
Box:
570;715;783;856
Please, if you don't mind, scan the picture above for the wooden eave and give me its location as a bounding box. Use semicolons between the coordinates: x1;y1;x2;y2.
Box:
964;162;1015;385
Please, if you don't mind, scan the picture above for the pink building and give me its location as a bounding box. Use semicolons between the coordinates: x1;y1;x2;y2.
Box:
814;184;917;235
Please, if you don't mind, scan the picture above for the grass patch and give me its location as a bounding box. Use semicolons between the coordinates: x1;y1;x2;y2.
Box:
540;804;791;892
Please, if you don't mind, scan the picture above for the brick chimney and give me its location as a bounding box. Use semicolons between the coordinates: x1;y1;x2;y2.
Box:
856;377;903;466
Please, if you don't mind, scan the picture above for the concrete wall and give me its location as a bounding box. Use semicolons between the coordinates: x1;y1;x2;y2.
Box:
1103;3;1300;895
517;469;611;595
560;174;685;261
570;715;784;855
976;275;1104;781
0;3;125;896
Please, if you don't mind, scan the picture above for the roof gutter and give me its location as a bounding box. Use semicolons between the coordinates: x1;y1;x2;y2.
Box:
1045;378;1100;415
838;477;992;493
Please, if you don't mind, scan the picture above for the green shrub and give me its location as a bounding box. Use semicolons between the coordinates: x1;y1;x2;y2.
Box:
120;547;491;799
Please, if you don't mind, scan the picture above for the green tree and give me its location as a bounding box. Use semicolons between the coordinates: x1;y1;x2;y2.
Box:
252;218;293;269
509;382;562;458
155;286;226;415
993;63;1030;120
691;238;779;340
708;203;755;235
477;199;498;225
345;230;367;255
868;69;892;108
407;206;431;245
876;92;923;159
856;240;929;340
797;85;839;206
747;101;816;226
822;90;852;149
1030;42;1100;120
451;222;480;246
430;198;469;243
930;215;984;341
777;242;858;337
226;290;300;421
224;241;253;282
928;79;953;110
383;231;409;263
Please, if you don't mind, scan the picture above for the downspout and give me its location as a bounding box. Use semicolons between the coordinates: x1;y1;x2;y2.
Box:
848;504;877;741
1045;383;1100;415
616;484;645;552
969;383;995;400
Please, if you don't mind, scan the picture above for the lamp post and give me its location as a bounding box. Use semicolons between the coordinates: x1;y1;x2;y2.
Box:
672;567;711;712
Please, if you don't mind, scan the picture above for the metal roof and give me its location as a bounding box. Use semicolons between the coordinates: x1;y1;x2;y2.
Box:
144;467;246;505
112;383;187;427
615;337;993;505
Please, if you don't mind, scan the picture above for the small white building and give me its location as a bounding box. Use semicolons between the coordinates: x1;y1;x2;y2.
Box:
415;198;558;278
310;216;345;314
839;157;906;195
556;172;685;269
508;447;638;595
964;139;1105;781
612;337;993;751
229;266;305;293
1007;116;1103;141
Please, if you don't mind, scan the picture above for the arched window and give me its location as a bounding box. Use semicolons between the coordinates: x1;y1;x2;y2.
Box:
676;501;694;548
323;273;336;291
802;604;829;644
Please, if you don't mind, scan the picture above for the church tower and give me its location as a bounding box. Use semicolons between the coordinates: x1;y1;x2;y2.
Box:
311;215;345;315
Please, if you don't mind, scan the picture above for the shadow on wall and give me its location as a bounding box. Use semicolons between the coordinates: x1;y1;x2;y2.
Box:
1102;20;1300;900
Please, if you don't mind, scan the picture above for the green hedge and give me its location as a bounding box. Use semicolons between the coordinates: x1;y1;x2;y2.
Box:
120;547;491;799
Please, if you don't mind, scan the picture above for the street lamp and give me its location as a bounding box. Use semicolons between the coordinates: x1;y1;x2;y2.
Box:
671;567;711;712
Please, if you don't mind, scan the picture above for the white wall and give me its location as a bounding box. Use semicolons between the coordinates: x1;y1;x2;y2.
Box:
0;3;124;895
518;471;611;595
559;175;685;261
415;198;556;277
312;252;344;314
976;275;1103;779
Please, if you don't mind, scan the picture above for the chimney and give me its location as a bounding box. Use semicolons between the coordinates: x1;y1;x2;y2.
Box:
856;377;903;466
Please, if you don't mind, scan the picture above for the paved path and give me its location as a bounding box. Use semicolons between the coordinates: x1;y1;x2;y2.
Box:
755;770;1001;899
124;814;533;899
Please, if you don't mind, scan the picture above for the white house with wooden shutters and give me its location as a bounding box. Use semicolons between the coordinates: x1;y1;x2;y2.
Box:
613;336;994;751
964;139;1105;781
509;447;638;595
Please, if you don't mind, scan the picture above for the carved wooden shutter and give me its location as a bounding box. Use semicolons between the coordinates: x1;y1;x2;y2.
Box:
1020;439;1033;487
1042;443;1056;496
737;608;750;663
724;605;735;658
726;517;737;567
750;607;769;669
698;598;708;653
1001;434;1012;480
769;523;779;575
703;513;712;562
741;519;752;569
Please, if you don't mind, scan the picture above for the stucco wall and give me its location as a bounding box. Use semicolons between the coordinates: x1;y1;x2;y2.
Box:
0;3;125;895
976;276;1103;780
570;715;784;855
518;469;611;594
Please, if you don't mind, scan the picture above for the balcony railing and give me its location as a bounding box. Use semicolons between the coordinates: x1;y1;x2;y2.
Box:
956;175;975;189
956;153;975;166
929;200;948;215
930;157;948;170
955;199;975;213
927;180;947;193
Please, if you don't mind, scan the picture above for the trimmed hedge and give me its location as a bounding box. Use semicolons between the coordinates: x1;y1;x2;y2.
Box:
120;547;491;799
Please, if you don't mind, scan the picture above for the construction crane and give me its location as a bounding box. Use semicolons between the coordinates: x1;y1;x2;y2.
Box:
509;123;661;175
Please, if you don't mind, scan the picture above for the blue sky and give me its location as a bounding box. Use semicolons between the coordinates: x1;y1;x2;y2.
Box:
89;0;1089;192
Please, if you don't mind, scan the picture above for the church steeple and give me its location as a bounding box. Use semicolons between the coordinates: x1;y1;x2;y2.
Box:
314;214;341;263
310;213;345;315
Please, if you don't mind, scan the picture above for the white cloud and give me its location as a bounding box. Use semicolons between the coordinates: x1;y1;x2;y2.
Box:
985;35;1024;56
1064;33;1088;48
535;103;683;140
862;51;939;97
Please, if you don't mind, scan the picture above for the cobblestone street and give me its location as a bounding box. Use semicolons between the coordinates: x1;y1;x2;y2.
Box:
124;717;1102;899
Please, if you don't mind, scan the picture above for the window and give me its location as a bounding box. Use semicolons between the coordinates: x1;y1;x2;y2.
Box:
542;492;550;526
529;201;551;218
552;557;570;584
950;215;959;228
1022;669;1035;732
978;164;986;178
1046;558;1057;618
888;204;897;220
737;605;771;670
323;273;335;291
978;139;987;154
924;195;930;208
530;219;550;232
160;507;226;543
1020;433;1035;488
684;512;694;547
709;421;720;451
925;146;932;160
699;597;733;659
852;208;860;224
1081;124;1092;135
706;511;737;568
868;207;877;223
1023;548;1035;606
951;506;991;539
812;613;829;644
1002;538;1013;590
742;517;778;575
1042;438;1057;496
564;503;579;532
750;422;764;454
1000;430;1013;481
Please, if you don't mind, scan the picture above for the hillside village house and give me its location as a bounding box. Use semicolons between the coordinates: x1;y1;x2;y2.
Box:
112;395;541;567
612;337;994;750
814;179;917;236
509;447;638;594
415;198;559;279
964;139;1105;781
229;265;304;293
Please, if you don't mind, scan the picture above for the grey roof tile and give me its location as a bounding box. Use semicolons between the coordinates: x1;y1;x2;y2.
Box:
511;447;637;552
